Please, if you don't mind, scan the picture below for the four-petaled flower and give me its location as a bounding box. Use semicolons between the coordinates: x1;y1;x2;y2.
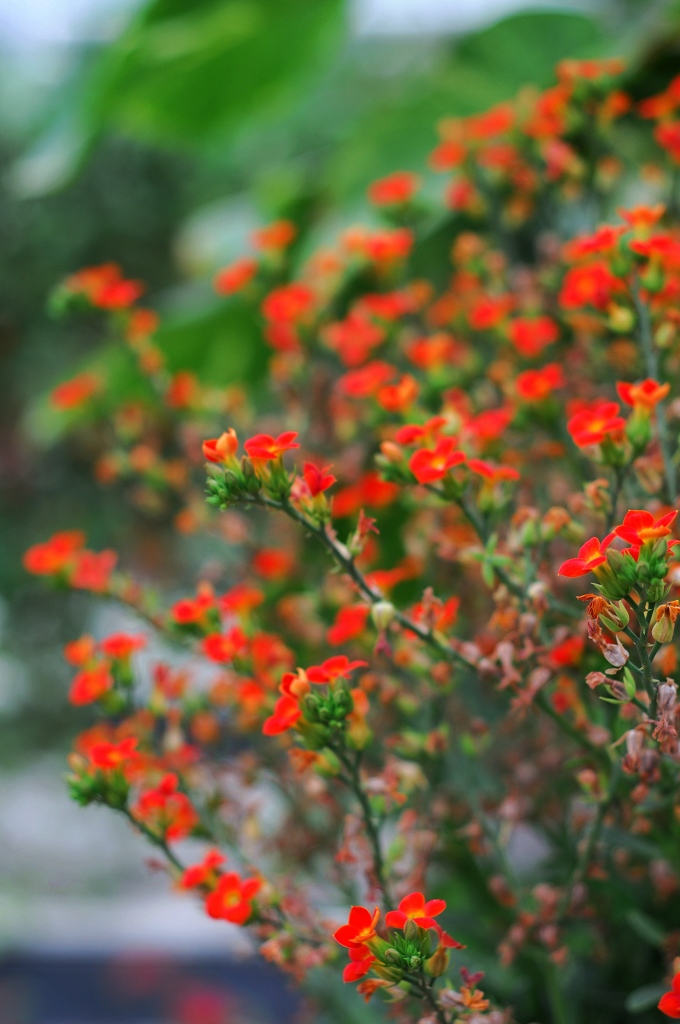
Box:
617;377;670;411
409;438;466;484
334;905;381;948
385;891;446;930
244;432;300;461
614;509;677;546
205;872;262;924
567;401;626;447
558;535;614;577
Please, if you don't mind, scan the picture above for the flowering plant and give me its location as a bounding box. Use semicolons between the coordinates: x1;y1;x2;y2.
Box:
24;57;680;1022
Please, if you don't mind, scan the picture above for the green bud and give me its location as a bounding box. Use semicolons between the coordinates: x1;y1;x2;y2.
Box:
403;919;420;942
371;601;395;631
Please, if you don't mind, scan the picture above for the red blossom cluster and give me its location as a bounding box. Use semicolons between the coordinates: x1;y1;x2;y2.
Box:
25;57;680;1023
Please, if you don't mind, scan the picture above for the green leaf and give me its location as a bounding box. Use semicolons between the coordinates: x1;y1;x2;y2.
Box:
85;0;346;146
624;982;667;1013
626;909;667;947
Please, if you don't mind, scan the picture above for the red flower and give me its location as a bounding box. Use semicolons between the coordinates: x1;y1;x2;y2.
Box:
515;363;565;401
659;972;680;1018
395;417;448;446
409;438;466;484
69;664;114;705
558;261;618;310
302;462;336;496
306;656;368;684
205;872;262;924
337;361;397;398
385;891;446;930
261;283;315;323
252;220;296;251
334;905;380;948
99;633;146;661
343;946;376;983
567;401;626;448
616;378;670;411
252;548;296;580
614;509;677;546
180;849;226;890
23;531;85;576
558;535;614;577
88;737;139;773
367;171;420;206
262;694;302;736
132;773;199;842
214;257;258;295
71;549;118;592
507;316;559;357
50;372;102;411
244;431;300;461
202;628;248;664
327;605;370;645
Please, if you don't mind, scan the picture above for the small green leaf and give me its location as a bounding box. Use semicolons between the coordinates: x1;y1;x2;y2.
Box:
626;909;667;948
624;982;666;1013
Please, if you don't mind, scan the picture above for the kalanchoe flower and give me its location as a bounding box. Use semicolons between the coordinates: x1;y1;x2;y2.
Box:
243;431;300;461
616;378;670;412
659;972;680;1018
368;171;420;206
334;906;381;948
409;437;466;484
613;508;677;546
567;401;626;448
558;534;614;577
202;429;239;464
205;871;262;924
302;462;336;496
385;891;446;930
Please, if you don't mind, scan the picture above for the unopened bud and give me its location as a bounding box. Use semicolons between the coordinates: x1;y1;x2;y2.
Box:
424;946;449;977
371;601;395;631
379;441;404;464
403;919;420;942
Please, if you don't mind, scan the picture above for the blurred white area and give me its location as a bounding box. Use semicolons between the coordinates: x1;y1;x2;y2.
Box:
0;0;592;49
356;0;588;34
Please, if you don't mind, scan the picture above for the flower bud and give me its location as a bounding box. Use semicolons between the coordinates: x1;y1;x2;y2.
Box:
657;681;677;715
371;600;395;631
404;918;420;942
599;600;629;632
424;946;449;977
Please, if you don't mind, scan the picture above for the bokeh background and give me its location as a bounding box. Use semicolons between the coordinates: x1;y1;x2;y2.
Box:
1;0;679;1020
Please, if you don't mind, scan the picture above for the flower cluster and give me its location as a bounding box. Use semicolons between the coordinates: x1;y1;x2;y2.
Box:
24;56;680;1023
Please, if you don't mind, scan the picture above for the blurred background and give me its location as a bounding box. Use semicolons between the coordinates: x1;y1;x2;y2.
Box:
1;0;679;1020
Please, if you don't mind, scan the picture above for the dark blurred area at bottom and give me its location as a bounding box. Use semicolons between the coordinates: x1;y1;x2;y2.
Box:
0;953;300;1024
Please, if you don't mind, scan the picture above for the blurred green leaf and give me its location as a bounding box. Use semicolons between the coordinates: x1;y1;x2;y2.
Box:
86;0;346;146
626;908;667;947
624;981;667;1013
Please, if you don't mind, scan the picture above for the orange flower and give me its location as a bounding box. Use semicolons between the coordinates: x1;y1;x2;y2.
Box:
616;378;670;411
23;531;86;576
202;429;239;464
